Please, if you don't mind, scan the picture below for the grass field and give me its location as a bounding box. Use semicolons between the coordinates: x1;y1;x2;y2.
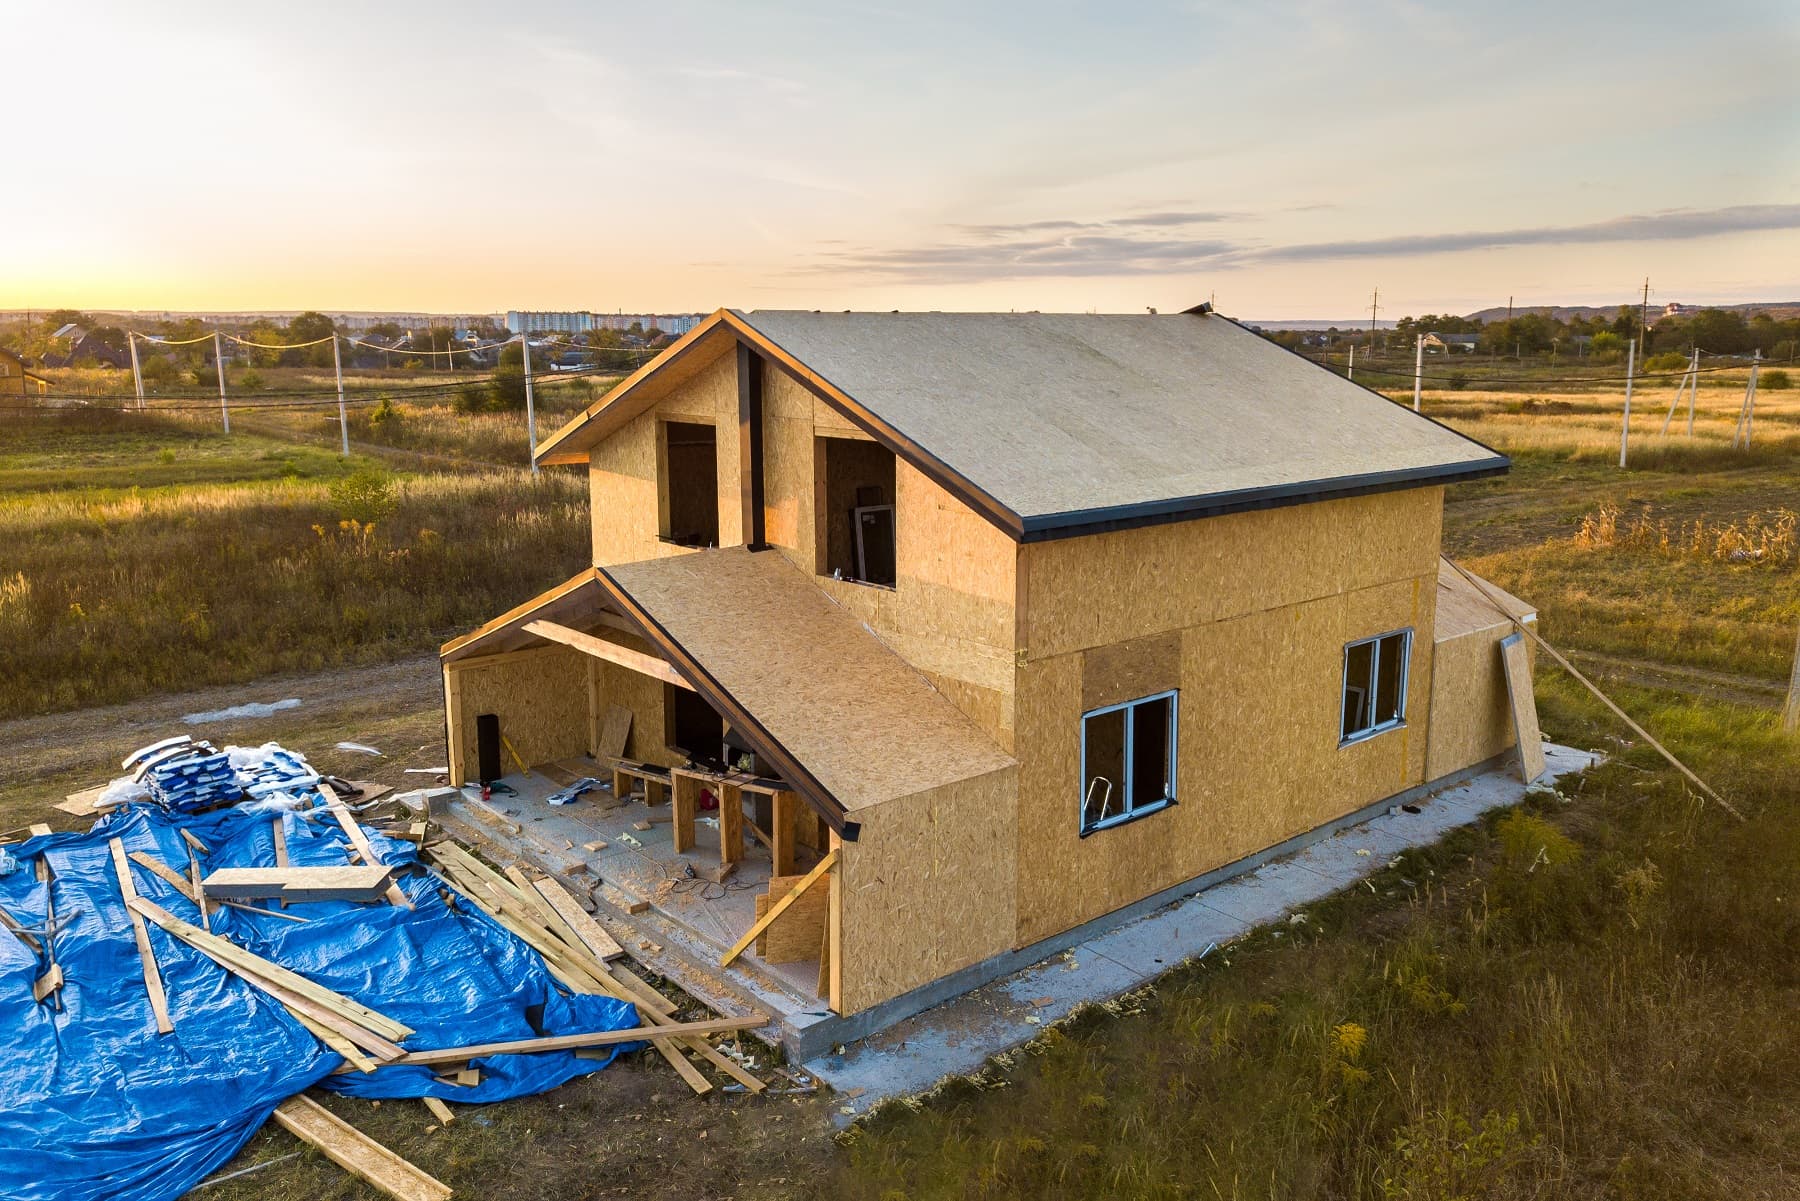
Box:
2;380;1796;1199
0;409;588;719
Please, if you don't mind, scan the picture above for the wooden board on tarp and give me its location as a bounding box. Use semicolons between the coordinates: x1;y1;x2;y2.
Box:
55;785;112;817
1500;632;1545;783
203;866;394;903
751;871;830;964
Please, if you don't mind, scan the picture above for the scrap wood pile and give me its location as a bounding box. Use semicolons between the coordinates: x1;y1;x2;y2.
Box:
0;737;770;1201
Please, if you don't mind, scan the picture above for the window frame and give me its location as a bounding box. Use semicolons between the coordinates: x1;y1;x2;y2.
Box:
1078;689;1179;836
1339;627;1413;746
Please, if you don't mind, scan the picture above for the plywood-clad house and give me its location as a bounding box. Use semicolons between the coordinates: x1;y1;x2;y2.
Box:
441;306;1534;1028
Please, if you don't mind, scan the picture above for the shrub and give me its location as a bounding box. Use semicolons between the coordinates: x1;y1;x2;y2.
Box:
1641;352;1689;373
367;395;402;434
1761;368;1791;390
327;466;397;525
239;369;265;390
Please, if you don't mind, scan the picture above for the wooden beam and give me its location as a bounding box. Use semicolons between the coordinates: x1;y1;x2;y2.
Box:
108;839;174;1034
522;620;694;691
770;791;798;877
271;1096;452;1201
32;962;64;1003
720;849;838;967
390;1014;765;1066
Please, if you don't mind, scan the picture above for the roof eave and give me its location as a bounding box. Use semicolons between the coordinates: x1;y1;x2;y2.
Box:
1017;455;1510;543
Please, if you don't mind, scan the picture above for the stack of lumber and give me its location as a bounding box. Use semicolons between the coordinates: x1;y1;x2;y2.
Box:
422;842;769;1098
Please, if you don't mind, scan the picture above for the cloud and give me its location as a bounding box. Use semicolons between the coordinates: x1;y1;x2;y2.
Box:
812;203;1800;282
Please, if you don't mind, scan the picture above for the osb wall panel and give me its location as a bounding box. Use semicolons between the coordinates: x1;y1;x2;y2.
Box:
839;764;1018;1014
589;351;740;566
1013;573;1436;946
450;645;590;776
761;367;1021;747
1021;487;1444;661
1425;627;1518;781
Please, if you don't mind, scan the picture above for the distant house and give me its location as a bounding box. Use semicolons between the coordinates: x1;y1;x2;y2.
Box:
1421;332;1479;353
0;347;53;401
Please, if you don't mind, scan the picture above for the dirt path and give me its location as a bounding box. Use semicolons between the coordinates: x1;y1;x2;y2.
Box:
1560;647;1789;711
0;656;449;829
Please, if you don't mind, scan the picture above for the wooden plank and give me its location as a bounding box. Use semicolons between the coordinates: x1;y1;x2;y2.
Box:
271;1096;452;1201
421;1096;455;1126
816;901;832;1000
530;878;625;961
32;962;64;1003
202;866;394;903
187;847;210;932
108;839;174;1034
318;783;412;909
826;831;842;1013
128;896;413;1041
586;658;602;757
523;619;694;691
0;902;43;954
719;782;744;865
770;791;798;876
391;1014;764;1066
272;817;290;908
598;705;633;763
295;1013;378;1074
443;665;466;787
1499;633;1546;784
720;850;837;967
128;850;199;901
671;771;701;854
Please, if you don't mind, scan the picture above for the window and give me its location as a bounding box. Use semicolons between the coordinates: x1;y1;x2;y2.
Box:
1341;629;1411;744
1079;691;1177;835
816;436;896;587
659;421;719;547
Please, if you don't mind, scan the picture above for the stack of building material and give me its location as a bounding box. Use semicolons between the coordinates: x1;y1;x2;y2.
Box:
144;751;239;812
4;735;774;1201
232;743;321;798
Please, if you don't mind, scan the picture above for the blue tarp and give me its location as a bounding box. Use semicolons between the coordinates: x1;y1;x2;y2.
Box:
0;794;641;1201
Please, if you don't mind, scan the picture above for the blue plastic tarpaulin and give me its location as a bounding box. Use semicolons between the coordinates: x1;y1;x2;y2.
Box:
0;793;641;1201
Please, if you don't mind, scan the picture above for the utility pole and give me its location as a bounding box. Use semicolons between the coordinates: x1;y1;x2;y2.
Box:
1347;343;1355;381
1733;349;1761;449
1640;277;1651;351
1660;347;1699;436
1783;619;1800;736
1369;289;1380;355
1619;338;1635;468
521;334;539;479
213;330;230;434
1412;335;1424;412
332;333;350;458
127;331;145;410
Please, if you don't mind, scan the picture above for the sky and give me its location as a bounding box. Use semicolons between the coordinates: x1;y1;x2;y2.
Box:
5;0;1799;320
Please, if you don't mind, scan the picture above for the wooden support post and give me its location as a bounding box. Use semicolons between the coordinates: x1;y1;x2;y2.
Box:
671;771;701;854
826;831;843;1013
443;665;466;787
586;658;601;757
719;782;744;866
770;791;798;877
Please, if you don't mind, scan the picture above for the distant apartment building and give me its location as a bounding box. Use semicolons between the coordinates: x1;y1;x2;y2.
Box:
591;312;703;336
506;311;596;335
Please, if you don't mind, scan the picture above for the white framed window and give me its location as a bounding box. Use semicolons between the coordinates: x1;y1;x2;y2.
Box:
1341;628;1411;744
1079;690;1177;835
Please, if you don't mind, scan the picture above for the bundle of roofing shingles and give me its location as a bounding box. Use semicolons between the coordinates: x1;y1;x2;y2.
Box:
129;737;318;813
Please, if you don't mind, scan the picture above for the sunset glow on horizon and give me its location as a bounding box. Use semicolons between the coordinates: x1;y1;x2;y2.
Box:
6;1;1798;320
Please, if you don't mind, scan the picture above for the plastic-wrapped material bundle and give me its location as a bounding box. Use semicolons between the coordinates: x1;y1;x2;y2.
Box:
144;751;239;812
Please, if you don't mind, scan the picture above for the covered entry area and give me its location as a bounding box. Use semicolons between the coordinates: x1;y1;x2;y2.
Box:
439;548;1017;1021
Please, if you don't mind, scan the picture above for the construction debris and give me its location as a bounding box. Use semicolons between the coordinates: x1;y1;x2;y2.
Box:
3;734;770;1201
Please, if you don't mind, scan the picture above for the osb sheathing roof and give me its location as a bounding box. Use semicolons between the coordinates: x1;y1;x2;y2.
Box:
607;548;1016;812
732;309;1507;522
1434;559;1535;641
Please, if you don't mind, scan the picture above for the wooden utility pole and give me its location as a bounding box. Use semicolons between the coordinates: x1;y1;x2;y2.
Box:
1640;277;1651;351
1784;620;1800;735
1619;338;1636;468
1412;335;1424;412
1369;289;1380;355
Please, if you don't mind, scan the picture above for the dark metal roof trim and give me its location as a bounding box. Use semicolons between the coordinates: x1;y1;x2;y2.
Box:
1018;456;1511;542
